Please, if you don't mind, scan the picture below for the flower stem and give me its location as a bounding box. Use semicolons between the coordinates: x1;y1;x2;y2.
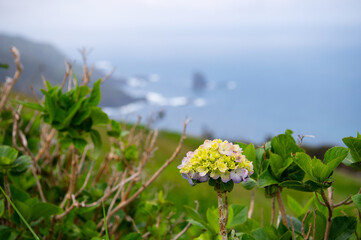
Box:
3;174;12;216
217;190;228;240
276;188;288;229
321;189;333;240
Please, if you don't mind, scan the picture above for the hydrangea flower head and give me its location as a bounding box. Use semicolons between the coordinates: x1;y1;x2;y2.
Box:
178;139;253;186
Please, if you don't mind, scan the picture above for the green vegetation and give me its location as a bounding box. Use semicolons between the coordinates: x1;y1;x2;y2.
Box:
0;47;360;239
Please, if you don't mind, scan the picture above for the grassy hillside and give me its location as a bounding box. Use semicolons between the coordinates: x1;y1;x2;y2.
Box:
145;129;361;223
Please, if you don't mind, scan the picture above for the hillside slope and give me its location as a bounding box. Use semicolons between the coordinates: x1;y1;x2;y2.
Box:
0;33;135;107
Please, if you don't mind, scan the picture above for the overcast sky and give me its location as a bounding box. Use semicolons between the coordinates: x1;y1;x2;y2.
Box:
1;0;361;59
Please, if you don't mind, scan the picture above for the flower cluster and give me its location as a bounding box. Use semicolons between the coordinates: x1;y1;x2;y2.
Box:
178;139;253;186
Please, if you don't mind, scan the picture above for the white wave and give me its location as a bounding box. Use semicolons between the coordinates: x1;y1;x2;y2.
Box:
127;77;147;88
169;97;188;106
103;101;146;116
146;92;188;107
118;101;146;114
95;60;114;73
193;98;206;107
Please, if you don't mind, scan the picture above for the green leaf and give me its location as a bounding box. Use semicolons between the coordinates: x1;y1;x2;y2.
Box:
287;195;303;216
303;210;326;240
88;79;102;107
103;202;110;240
111;120;121;131
0;199;4;217
220;180;234;192
30;202;63;220
241;234;256;240
258;169;279;188
10;185;30;202
324;147;349;164
243;143;256;163
124;144;138;160
279;231;292;240
320;147;349;181
314;193;328;217
293;153;313;180
271;134;304;160
123;233;141;240
284;216;302;235
184;205;214;233
10;155;31;174
329;216;357;240
72;138;87;151
107;130;120;138
14;199;32;221
15;101;44;112
90;130;102;158
342;137;361;163
73;109;91;126
78;85;91;98
279;180;322;192
269;153;292;179
285;129;294;136
90;107;109;125
206;207;219;233
61;98;86;129
0;145;18;165
351;194;361;211
241;178;257;190
242;144;258;177
236;142;248;150
252;226;279;240
311;158;324;182
254;148;264;176
42;90;57;124
237;219;261;234
0;186;40;240
45;80;53;90
228;205;247;228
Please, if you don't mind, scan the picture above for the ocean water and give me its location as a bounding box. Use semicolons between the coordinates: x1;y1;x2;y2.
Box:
102;48;361;146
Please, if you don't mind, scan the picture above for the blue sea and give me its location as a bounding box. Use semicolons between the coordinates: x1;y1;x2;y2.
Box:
101;47;361;146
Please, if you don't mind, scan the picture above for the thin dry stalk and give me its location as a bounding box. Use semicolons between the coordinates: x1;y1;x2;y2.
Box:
321;189;333;240
0;47;22;111
86;173;139;208
301;210;312;240
248;188;255;218
60;146;78;209
80;48;92;85
270;196;276;225
290;217;296;240
105;121;188;224
31;166;46;202
110;216;121;236
75;160;95;197
107;170;128;217
172;201;199;240
313;209;317;240
224;192;228;224
35;129;56;162
61;60;71;89
276;189;289;229
101;67;115;83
